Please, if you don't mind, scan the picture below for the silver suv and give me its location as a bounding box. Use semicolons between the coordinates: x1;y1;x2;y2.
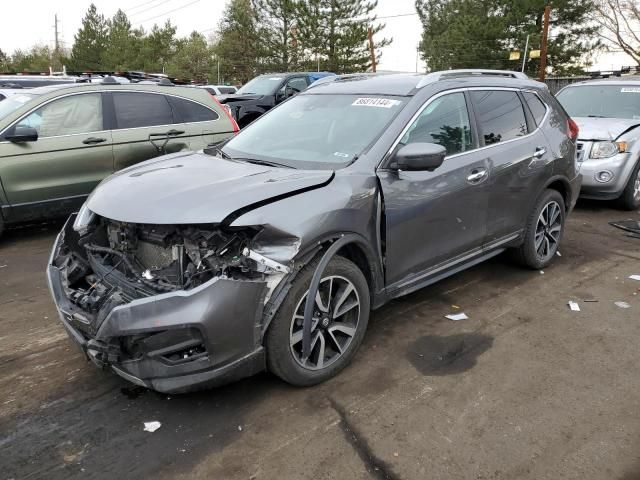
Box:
557;77;640;209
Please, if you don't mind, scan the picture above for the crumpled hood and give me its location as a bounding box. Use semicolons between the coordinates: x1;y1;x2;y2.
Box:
217;94;264;104
574;117;640;141
87;151;333;225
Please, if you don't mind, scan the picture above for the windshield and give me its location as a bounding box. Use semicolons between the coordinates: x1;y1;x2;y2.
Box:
0;93;37;121
236;76;284;95
557;85;640;119
221;94;407;169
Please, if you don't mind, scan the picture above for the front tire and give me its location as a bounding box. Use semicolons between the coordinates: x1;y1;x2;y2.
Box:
617;160;640;211
266;255;370;386
513;189;566;269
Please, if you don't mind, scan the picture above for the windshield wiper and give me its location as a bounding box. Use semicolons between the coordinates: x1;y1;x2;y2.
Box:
232;157;295;169
587;115;607;118
204;143;231;159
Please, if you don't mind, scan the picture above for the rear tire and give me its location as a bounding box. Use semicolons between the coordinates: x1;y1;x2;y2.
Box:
266;255;370;387
513;189;566;269
617;160;640;211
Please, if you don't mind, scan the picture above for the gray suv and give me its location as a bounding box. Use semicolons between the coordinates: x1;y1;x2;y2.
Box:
47;70;581;393
557;77;640;209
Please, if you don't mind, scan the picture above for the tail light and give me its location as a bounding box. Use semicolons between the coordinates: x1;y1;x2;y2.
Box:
209;93;239;133
567;118;579;142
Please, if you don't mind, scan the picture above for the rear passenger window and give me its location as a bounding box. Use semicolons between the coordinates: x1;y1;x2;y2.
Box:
470;91;527;145
523;92;547;127
401;92;473;156
113;92;174;129
167;96;218;123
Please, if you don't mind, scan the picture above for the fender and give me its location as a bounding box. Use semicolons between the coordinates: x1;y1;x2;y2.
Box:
259;231;385;342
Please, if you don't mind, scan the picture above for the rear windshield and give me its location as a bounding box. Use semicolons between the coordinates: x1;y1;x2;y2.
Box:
221;94;407;169
0;93;38;121
557;85;640;119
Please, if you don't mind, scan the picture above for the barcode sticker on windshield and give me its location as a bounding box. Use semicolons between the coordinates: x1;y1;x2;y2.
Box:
621;87;640;93
352;97;401;108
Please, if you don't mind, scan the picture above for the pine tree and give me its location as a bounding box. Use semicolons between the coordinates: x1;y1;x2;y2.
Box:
297;0;391;73
139;21;177;73
103;9;142;70
416;0;599;76
70;3;108;71
253;0;302;71
166;32;215;82
213;0;262;83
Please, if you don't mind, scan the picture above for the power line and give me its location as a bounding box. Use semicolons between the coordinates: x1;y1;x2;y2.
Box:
135;0;201;25
125;0;166;13
129;0;175;19
377;12;419;20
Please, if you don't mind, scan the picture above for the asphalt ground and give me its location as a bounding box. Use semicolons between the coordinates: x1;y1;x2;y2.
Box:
1;200;639;480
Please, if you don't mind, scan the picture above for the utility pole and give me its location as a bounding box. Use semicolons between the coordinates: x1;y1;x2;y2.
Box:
539;5;551;81
52;14;61;73
54;14;60;52
521;34;530;73
368;26;377;73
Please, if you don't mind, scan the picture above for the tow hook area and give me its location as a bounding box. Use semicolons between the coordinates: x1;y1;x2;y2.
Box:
86;339;119;368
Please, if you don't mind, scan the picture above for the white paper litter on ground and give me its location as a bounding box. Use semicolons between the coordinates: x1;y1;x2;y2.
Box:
568;301;580;312
615;301;631;309
445;313;469;321
629;275;640;281
143;421;162;432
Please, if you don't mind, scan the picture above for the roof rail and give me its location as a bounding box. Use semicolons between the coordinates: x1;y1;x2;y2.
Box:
417;69;529;88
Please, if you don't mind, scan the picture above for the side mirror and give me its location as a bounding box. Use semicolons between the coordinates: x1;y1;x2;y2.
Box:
393;142;446;171
285;86;298;98
5;126;38;143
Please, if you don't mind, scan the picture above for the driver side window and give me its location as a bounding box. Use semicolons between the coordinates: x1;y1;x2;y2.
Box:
280;77;307;96
16;93;103;138
401;92;473;156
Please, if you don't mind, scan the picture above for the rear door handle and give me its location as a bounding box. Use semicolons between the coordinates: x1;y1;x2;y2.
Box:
533;147;547;158
166;129;185;136
83;137;107;145
467;168;488;183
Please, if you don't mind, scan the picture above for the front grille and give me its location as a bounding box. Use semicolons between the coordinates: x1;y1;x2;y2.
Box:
576;141;590;163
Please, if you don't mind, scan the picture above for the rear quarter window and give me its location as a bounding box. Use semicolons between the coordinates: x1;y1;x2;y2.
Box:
167;95;219;123
523;92;548;127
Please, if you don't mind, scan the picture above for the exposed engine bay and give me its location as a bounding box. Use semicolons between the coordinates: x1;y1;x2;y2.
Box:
53;216;289;317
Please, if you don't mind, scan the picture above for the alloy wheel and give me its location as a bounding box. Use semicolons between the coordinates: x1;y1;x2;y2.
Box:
534;200;562;261
634;168;640;202
289;275;361;371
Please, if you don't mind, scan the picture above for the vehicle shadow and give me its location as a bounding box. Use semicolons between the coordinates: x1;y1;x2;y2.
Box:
0;219;65;246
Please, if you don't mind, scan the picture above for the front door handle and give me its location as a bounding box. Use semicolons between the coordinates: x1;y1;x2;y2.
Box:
467;168;488;183
83;137;107;145
533;147;547;158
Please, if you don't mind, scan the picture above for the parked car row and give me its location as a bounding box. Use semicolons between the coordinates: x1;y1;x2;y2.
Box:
0;67;634;393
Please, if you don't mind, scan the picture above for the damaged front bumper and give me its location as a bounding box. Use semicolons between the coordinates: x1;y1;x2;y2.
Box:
46;216;270;393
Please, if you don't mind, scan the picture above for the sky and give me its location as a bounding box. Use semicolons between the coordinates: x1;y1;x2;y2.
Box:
0;0;634;73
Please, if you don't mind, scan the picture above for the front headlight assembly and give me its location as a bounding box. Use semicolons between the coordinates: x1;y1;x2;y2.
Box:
590;141;627;159
73;202;96;235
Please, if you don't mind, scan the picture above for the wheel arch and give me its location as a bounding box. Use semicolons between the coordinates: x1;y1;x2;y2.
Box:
260;232;384;343
542;175;572;211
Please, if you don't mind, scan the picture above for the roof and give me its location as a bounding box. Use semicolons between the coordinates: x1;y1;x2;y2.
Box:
303;70;545;97
564;76;640;87
22;82;202;96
